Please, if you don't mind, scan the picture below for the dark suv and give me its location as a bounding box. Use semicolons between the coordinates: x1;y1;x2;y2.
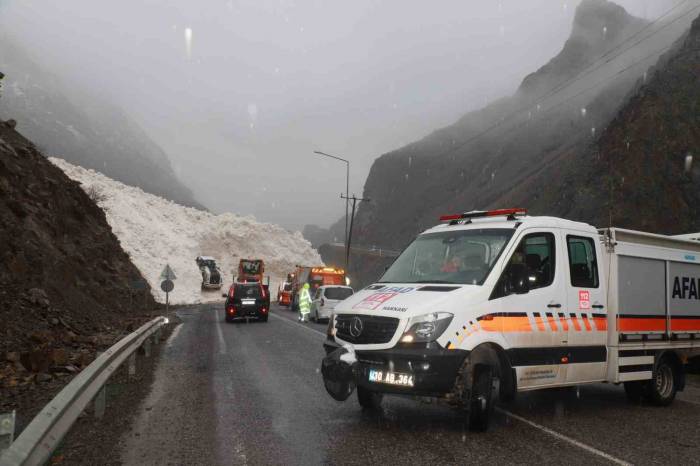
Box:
223;282;270;322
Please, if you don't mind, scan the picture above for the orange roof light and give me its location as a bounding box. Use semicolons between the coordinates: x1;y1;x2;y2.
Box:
440;208;527;222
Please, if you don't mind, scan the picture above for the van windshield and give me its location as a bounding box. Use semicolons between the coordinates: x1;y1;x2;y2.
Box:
379;228;515;285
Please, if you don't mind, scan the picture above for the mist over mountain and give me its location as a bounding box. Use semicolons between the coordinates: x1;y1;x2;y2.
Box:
0;37;203;209
347;0;696;253
504;10;700;233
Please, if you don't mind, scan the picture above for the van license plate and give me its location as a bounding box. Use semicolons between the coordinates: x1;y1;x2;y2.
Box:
368;369;414;387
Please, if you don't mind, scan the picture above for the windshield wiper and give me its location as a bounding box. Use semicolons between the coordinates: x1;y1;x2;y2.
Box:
413;280;457;284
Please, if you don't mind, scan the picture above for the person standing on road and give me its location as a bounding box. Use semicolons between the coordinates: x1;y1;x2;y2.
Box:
298;283;312;322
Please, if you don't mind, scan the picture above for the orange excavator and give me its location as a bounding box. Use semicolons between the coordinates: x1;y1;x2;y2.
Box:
237;259;270;307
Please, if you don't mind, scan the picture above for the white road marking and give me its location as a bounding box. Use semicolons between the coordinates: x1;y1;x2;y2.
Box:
498;408;631;466
166;323;183;348
269;312;326;338
216;311;227;355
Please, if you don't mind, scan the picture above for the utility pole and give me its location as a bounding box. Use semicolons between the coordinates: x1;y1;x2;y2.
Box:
341;194;370;271
313;151;350;268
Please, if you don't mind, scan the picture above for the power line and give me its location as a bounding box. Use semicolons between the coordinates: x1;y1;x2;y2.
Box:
541;1;699;103
429;1;700;161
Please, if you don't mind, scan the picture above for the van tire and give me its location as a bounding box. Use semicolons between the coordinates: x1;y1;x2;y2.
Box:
623;381;645;403
468;366;497;432
357;386;383;410
646;358;677;406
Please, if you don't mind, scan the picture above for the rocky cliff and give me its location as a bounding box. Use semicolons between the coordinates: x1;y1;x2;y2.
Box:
350;0;694;254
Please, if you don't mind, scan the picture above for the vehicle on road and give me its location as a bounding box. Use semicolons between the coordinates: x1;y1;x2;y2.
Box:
290;266;345;311
238;258;265;282
311;285;354;322
277;279;292;307
223;281;269;322
196;256;223;290
322;208;700;431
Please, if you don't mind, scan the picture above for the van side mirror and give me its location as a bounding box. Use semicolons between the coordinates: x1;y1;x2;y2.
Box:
508;263;530;294
222;293;228;298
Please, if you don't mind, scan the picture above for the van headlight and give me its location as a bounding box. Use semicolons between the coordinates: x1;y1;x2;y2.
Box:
400;312;453;343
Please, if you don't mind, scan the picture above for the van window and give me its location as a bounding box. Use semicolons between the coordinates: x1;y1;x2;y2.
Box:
324;287;353;300
567;235;599;288
491;232;555;299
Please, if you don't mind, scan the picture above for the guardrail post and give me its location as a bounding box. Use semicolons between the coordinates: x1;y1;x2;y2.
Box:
0;410;16;452
93;352;106;419
128;353;137;379
144;338;152;357
94;386;106;419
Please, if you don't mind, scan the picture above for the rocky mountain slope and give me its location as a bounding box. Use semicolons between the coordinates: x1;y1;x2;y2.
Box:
501;10;700;233
0;36;203;210
0;121;156;394
349;0;695;253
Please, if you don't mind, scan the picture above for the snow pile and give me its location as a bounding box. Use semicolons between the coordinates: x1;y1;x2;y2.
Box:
51;157;323;304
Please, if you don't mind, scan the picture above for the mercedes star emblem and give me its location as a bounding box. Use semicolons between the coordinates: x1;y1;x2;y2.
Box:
349;316;364;337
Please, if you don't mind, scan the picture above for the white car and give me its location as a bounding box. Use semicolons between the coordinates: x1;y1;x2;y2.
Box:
311;285;354;322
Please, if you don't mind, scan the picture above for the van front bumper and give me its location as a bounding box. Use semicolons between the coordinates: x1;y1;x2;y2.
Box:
323;339;468;397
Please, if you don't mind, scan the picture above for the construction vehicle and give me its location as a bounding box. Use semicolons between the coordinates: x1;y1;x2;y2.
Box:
238;258;265;282
322;208;700;431
290;266;345;311
237;258;270;308
196;256;223;290
277;275;293;307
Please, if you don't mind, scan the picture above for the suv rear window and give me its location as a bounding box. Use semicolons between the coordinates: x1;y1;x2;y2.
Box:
324;287;353;300
235;284;261;298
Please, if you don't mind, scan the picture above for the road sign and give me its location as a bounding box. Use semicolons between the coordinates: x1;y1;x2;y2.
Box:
161;279;174;293
159;264;177;281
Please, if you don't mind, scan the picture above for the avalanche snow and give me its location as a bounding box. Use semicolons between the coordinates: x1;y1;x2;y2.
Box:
51;157;323;304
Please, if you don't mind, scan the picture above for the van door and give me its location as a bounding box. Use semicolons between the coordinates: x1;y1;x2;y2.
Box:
563;233;607;383
489;228;569;389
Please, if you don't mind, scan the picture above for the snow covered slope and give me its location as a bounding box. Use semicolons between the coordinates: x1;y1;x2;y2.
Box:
51;158;323;304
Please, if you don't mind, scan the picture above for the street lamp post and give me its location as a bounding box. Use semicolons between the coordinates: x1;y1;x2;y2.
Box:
313;150;349;269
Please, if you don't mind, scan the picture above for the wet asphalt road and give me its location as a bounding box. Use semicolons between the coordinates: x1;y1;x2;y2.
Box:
119;303;700;465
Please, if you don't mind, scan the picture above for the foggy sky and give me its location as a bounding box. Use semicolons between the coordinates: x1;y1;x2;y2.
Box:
0;0;680;231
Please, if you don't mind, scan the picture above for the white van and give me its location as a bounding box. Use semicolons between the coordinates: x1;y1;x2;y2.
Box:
321;209;700;431
311;285;354;322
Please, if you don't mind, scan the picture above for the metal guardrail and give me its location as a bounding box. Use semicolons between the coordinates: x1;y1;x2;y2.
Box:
326;243;400;258
0;316;166;466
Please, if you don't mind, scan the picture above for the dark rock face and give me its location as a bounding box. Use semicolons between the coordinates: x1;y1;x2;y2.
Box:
503;12;700;234
352;2;695;257
0;124;156;355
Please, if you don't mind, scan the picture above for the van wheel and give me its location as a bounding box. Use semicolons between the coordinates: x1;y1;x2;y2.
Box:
623;381;645;402
357;386;383;410
468;366;498;432
646;358;677;406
